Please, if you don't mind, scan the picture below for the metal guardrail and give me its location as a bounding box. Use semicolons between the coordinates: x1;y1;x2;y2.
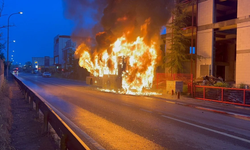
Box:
194;85;250;107
12;74;88;150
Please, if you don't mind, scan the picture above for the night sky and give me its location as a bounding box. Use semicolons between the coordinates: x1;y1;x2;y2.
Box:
0;0;167;66
0;0;74;65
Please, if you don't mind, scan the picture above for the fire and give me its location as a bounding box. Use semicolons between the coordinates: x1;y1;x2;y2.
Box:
76;35;159;95
117;16;128;22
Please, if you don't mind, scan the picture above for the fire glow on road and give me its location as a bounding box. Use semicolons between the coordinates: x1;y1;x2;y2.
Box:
17;74;250;149
71;105;165;150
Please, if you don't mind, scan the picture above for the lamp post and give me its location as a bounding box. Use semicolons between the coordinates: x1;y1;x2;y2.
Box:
7;12;22;78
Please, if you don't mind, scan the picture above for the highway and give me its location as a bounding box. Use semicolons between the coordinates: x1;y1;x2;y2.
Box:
16;73;250;150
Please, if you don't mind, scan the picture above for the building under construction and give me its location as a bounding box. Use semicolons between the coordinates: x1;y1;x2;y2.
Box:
163;0;250;85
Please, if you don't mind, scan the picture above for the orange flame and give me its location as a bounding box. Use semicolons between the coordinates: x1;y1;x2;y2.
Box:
76;35;158;94
117;16;128;22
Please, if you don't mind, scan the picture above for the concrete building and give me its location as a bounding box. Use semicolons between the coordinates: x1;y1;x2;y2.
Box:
54;35;72;69
62;39;76;70
32;56;54;73
164;0;250;85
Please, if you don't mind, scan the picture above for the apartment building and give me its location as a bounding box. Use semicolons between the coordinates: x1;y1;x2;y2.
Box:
164;0;250;85
54;35;72;69
62;39;76;70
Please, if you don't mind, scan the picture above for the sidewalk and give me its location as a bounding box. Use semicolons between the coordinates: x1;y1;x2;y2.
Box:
87;85;250;119
88;85;250;119
152;93;250;120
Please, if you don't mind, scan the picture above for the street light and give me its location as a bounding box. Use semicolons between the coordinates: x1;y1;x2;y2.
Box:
6;11;22;78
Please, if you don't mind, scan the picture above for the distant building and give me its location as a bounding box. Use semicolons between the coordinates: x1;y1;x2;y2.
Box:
32;56;54;73
54;35;73;69
62;39;76;70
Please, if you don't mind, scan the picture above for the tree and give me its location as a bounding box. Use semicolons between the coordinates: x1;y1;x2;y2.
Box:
25;61;32;68
165;1;191;73
24;61;32;72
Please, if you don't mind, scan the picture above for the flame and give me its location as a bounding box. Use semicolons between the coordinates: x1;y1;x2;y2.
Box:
117;16;128;22
76;35;158;95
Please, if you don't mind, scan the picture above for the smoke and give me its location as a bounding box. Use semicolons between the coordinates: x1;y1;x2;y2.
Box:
62;0;108;47
63;0;174;55
101;0;173;44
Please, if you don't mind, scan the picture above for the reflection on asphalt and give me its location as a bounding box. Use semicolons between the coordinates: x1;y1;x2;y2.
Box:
15;73;250;150
16;74;165;149
18;77;74;114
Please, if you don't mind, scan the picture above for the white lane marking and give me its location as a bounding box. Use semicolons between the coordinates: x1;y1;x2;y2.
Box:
162;115;250;144
140;108;152;113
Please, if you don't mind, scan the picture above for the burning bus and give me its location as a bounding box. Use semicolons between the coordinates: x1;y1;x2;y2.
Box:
78;36;158;95
64;0;174;95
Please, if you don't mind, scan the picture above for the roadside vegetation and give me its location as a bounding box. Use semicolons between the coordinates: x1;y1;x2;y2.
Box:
0;79;12;150
213;82;230;88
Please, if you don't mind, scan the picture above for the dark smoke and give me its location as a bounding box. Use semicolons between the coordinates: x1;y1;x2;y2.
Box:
63;0;108;48
63;0;174;54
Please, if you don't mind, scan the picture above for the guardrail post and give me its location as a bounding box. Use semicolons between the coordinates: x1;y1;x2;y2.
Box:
18;83;22;92
36;102;40;118
27;95;31;104
203;87;205;99
29;95;32;104
27;92;30;101
191;74;193;97
24;88;27;96
193;85;196;98
43;111;49;133
221;88;224;101
243;90;246;104
25;92;28;100
60;134;67;150
22;86;25;94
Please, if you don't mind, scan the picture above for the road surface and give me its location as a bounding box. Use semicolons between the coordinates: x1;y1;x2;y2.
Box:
15;73;250;150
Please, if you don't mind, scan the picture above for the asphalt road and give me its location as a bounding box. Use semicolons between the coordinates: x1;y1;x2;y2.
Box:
16;73;250;150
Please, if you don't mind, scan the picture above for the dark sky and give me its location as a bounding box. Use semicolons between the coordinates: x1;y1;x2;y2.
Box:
0;0;75;65
0;0;167;66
